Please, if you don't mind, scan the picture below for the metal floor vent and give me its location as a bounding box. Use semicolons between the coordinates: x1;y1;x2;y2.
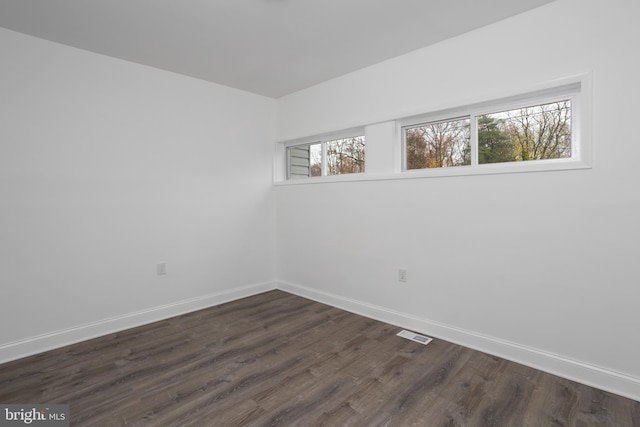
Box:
397;330;433;345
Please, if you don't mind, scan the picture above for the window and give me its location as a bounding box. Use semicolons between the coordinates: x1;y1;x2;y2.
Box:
478;100;571;164
286;135;365;180
402;84;580;172
276;77;589;185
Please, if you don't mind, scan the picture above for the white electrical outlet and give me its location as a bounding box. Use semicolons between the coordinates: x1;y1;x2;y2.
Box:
157;262;167;275
398;268;407;283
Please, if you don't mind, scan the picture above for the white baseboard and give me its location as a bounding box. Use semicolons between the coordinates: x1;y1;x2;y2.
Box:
276;280;640;402
0;281;277;365
3;279;639;402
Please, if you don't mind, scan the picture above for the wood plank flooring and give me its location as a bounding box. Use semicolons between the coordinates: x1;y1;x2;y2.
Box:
1;290;638;426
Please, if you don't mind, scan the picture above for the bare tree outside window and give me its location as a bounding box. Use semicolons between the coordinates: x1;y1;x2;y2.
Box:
286;136;365;179
405;100;572;171
309;143;322;176
327;136;365;175
406;118;471;169
479;100;571;164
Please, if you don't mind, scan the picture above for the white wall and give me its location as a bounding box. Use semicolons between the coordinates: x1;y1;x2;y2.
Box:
2;0;638;401
0;28;276;359
276;0;640;399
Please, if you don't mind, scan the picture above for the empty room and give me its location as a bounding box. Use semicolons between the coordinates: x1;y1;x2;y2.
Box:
1;0;639;425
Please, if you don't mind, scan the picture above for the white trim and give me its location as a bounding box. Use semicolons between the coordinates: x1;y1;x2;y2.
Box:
4;279;639;402
320;140;328;177
281;128;366;181
399;84;580;172
0;281;277;365
276;280;640;402
280;126;365;148
469;113;479;166
274;159;591;186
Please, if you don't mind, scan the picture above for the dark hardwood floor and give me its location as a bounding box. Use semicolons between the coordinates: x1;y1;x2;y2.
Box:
1;290;638;426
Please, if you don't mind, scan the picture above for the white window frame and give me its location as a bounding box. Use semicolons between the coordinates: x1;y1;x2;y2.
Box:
398;82;588;178
274;75;591;185
280;128;366;182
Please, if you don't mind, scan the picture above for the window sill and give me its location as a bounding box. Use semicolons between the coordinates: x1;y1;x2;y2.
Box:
273;159;591;185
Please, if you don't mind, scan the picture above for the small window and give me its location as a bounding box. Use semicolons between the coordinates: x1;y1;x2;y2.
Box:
402;84;580;173
286;134;365;179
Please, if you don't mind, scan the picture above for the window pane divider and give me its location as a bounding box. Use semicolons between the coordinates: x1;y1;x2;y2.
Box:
321;141;328;177
469;114;478;166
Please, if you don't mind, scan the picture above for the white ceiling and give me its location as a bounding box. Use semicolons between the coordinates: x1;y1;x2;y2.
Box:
0;0;554;98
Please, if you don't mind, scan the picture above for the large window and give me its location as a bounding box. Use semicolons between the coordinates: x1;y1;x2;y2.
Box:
286;135;365;179
402;86;579;171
